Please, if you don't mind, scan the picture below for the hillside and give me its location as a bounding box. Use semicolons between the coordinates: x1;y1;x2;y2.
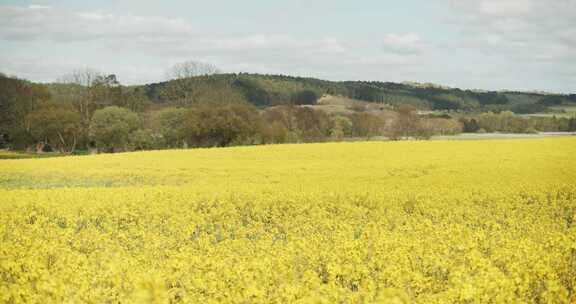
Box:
140;73;576;113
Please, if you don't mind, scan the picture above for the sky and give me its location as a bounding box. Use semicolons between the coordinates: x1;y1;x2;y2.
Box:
0;0;574;93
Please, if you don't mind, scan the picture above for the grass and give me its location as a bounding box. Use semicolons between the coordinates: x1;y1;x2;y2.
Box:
0;150;61;160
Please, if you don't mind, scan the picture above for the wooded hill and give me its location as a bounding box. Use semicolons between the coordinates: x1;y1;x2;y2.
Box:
140;73;576;113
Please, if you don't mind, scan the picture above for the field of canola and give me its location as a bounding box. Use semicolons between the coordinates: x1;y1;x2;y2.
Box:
1;138;576;303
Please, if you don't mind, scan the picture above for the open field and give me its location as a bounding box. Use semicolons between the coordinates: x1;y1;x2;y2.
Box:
0;150;63;160
301;94;395;116
1;138;576;303
343;132;576;142
430;132;576;141
552;105;576;114
521;105;576;118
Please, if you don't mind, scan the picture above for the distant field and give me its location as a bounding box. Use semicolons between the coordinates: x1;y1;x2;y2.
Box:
521;104;576;118
431;132;576;140
346;132;576;142
1;138;575;303
522;113;575;118
553;105;576;113
0;150;62;160
313;94;394;115
554;105;576;117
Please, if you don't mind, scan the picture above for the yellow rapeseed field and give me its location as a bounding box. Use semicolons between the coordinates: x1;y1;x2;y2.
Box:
1;138;575;303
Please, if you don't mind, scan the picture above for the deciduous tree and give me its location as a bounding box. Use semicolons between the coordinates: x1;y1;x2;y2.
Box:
184;102;261;147
89;106;141;153
160;61;221;106
27;102;81;153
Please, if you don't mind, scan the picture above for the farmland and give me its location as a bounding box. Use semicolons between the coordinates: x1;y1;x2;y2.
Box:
1;138;576;303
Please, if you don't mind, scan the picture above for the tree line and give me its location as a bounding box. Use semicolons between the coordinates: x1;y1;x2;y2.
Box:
1;61;575;154
459;111;576;134
0;69;460;154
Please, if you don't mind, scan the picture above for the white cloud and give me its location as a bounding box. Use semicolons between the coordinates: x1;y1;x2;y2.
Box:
1;4;420;84
478;0;533;16
0;5;352;55
0;56;82;82
211;35;295;50
315;38;347;54
0;5;195;42
0;55;167;84
1;5;469;86
382;33;426;54
450;0;576;66
205;35;347;54
444;0;576;92
0;5;364;83
28;5;52;10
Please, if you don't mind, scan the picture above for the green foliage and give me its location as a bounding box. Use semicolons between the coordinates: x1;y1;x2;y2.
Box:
537;95;564;106
0;150;62;159
141;73;572;115
156;107;188;148
27;102;81;153
468;111;575;133
89;106;141;153
291;89;320;105
232;77;271;106
90;74;123;107
348;82;386;102
130;129;159;151
430;98;461;110
2;71;574;154
511;103;548;114
0;74;51;149
330;116;353;140
184;102;262;147
48;73;152;150
570;117;576;131
460;118;481;133
120;87;151;112
469;91;509;105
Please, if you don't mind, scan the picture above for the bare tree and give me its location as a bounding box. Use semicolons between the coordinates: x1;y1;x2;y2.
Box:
58;68;103;127
165;61;220;80
57;68;130;149
389;105;421;140
160;61;224;106
60;68;102;87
